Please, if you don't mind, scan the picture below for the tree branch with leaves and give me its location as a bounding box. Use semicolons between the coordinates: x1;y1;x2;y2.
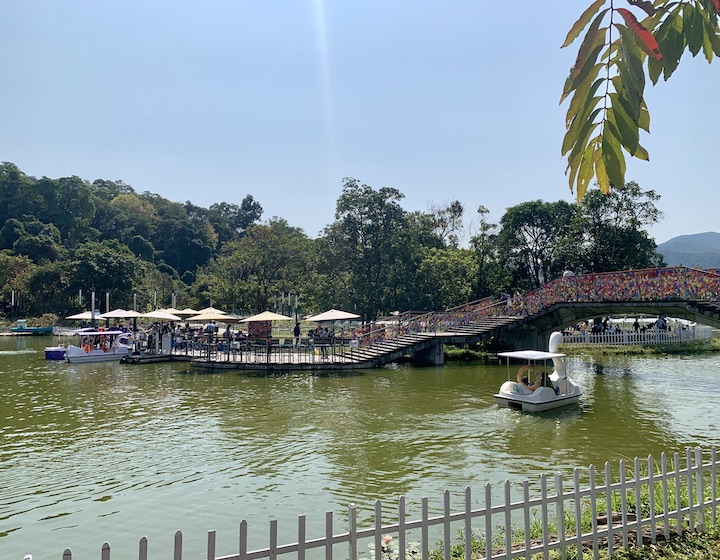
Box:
562;0;720;199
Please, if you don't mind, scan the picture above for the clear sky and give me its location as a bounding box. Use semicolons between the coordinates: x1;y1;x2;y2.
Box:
1;1;717;244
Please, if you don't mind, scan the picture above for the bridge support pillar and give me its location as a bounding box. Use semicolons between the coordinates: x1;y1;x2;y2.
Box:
412;340;444;365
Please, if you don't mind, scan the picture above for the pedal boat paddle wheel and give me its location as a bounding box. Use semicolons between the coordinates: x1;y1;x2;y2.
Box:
494;332;582;412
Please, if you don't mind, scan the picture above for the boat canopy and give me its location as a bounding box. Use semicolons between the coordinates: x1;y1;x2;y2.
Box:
498;350;566;360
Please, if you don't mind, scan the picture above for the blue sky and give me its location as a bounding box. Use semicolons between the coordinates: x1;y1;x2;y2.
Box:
1;1;717;244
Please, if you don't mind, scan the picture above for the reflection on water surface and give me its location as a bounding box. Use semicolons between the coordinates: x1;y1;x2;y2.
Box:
2;336;719;559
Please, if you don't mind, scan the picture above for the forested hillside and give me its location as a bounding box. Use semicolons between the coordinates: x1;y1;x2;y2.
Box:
0;163;666;322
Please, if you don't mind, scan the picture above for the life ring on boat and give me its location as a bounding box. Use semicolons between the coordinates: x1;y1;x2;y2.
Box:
517;365;541;391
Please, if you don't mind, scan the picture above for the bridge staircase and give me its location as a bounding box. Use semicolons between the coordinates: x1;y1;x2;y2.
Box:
347;313;522;367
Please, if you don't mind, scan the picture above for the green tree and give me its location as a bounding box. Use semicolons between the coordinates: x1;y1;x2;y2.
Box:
204;219;312;312
417;247;479;310
69;240;144;306
562;1;720;198
564;181;665;271
427;200;465;248
323;178;408;321
498;200;577;290
470;205;509;298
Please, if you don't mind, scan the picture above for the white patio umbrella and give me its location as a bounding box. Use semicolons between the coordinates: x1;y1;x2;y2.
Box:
66;311;102;320
186;311;240;323
239;311;294;322
142;310;183;321
305;309;360;322
99;309;145;319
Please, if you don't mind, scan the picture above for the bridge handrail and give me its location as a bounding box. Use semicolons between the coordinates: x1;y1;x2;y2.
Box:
520;266;720;318
350;266;720;355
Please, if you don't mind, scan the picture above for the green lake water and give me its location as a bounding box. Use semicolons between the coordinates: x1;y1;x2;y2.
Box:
1;335;719;560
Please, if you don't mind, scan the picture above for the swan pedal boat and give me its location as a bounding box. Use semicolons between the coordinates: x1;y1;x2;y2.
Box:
494;332;581;412
65;330;132;363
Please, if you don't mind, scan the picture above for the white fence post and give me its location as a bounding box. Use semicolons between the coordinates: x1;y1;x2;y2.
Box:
443;490;451;560
540;474;550;559
633;457;642;543
239;519;248;560
604;462;613;557
573;469;582;559
347;505;356;560
325;511;333;560
207;530;216;560
504;481;512;557
619;459;629;550
674;452;683;536
299;513;307;560
398;497;406;560
463;487;472;560
484;484;492;560
555;472;566;559
139;536;148;560
173;530;182;560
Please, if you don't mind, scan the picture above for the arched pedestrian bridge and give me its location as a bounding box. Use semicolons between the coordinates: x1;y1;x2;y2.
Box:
343;266;720;367
192;267;719;371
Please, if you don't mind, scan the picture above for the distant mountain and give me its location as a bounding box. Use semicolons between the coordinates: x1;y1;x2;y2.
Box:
657;232;720;268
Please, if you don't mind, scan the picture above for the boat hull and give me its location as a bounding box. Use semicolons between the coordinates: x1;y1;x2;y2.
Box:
65;346;129;363
10;326;55;335
494;391;580;412
44;346;67;360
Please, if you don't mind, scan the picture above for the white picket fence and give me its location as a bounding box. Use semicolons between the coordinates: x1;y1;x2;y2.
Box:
562;326;713;346
60;447;719;560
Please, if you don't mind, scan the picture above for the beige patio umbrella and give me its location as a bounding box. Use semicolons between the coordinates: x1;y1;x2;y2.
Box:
175;307;200;316
239;311;294;322
159;307;184;315
196;306;227;315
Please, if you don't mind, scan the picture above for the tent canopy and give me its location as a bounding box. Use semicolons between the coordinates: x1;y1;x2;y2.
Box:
305;309;360;322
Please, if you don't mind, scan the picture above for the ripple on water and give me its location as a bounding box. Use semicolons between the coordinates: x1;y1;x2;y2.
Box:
3;341;720;560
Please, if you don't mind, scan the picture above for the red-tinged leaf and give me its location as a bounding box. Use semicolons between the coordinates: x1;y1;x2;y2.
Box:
616;7;663;59
713;0;720;16
562;0;609;47
627;0;656;17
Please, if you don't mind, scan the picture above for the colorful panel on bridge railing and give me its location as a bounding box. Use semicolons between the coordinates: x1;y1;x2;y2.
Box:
685;268;720;300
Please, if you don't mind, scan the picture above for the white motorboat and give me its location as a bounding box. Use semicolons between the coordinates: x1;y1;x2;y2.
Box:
65;330;132;363
494;332;581;412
